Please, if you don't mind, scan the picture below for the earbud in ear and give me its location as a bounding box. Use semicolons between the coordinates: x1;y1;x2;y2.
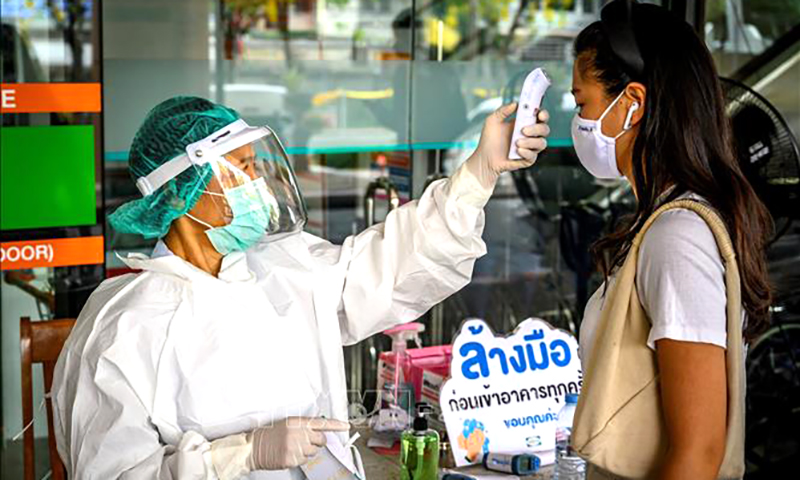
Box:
623;101;640;130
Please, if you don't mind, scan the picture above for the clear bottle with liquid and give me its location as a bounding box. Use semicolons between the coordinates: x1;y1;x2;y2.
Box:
554;393;586;480
383;323;424;416
400;403;439;480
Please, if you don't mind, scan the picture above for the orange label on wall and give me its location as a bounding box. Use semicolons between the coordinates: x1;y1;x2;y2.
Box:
0;83;102;113
0;236;104;271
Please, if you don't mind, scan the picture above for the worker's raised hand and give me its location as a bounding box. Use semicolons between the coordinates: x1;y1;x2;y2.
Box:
247;416;350;470
464;103;550;190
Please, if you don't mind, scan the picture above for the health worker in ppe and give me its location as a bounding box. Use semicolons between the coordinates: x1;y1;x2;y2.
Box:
52;96;550;480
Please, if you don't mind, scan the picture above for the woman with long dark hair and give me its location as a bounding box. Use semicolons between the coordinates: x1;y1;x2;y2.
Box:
568;1;772;479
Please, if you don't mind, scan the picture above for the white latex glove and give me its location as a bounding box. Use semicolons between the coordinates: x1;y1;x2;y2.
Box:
246;417;350;471
465;103;550;191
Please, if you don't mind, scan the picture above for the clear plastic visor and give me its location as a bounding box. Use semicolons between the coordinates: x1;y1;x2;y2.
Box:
191;128;307;237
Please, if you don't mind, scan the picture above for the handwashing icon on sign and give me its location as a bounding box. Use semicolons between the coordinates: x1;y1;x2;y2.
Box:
441;318;582;467
457;419;490;463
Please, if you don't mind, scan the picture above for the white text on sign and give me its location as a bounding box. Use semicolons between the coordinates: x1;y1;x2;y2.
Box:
1;89;17;109
0;244;54;264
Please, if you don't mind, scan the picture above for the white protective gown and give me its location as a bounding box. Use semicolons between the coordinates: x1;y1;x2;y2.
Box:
52;167;491;480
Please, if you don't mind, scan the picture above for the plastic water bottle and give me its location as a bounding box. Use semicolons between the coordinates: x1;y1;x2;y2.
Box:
554;393;586;480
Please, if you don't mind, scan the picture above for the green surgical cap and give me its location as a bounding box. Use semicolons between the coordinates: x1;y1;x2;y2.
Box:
108;96;241;239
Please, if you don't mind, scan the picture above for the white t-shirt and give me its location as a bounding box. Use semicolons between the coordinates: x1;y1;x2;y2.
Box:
579;194;745;366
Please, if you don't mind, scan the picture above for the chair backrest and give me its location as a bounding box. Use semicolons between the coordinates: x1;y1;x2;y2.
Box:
20;316;76;480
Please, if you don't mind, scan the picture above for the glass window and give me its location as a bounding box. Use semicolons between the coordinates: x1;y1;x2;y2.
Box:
409;1;654;343
88;0;758;429
705;0;800;76
1;0;98;82
1;0;104;475
100;0;672;402
705;0;800;141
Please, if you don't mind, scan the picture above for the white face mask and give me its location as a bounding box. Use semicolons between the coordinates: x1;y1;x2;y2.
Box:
571;90;639;179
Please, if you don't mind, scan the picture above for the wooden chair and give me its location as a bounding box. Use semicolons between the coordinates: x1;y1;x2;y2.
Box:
20;317;76;480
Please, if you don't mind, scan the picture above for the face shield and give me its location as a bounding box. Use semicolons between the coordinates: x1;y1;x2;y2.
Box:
135;119;307;254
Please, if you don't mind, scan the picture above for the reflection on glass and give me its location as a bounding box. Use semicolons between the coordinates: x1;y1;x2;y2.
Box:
103;2;658;339
410;1;630;339
704;0;800;146
1;0;98;83
705;0;800;76
101;0;634;333
205;1;416;246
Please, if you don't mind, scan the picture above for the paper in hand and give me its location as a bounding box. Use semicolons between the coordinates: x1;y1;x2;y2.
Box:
301;432;363;480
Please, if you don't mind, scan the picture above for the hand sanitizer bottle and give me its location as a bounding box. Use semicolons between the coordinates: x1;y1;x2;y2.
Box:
400;403;440;480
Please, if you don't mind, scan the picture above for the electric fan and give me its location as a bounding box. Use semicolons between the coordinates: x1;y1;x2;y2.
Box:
720;77;800;225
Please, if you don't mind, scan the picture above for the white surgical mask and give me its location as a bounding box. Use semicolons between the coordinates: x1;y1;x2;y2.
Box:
571;90;638;179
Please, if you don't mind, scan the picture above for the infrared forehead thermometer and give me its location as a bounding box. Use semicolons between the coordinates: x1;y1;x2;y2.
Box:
508;68;551;160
